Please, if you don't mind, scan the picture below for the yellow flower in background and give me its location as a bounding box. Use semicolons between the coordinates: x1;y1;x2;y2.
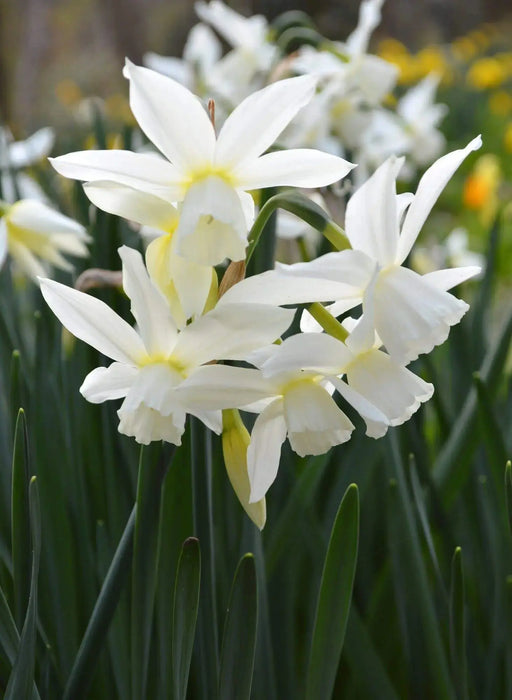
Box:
489;90;512;116
451;36;479;63
504;122;512;153
467;57;506;90
463;153;501;226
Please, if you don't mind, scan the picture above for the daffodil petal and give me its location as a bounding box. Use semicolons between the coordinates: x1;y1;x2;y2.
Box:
80;362;137;403
39;278;146;365
422;266;481;291
233;149;354;190
216;75;317;168
123;59;216;170
331;377;389;439
247;399;287;503
177;365;273;410
259;332;353;377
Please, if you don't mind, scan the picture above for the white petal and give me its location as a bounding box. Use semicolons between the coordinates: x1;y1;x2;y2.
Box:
397;136;482;263
247;399;287;503
345;155;404;266
84;181;179;231
118;401;186;445
7;127;55;168
233;149;354;190
259;332;353;377
143;53;192;85
0;220;9;269
215;75;317;168
80;362;137;403
173;302;294;367
177;365;274;409
331;377;389;438
9;240;47;279
276;249;375;291
50;150;183;201
374;265;469;363
174;176;248;266
188;408;223;434
196;1;266;48
119;246;178;356
345;0;384;55
183;23;222;68
123;60;216;171
39;278;147;364
284;380;354;457
121;363;182;414
8;199;88;238
344;348;434;425
422;266;481;291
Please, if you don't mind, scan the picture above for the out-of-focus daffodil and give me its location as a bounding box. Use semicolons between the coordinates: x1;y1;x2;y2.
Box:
463;153;501;226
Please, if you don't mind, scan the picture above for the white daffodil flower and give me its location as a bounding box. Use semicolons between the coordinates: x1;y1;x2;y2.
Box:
144;23;222;95
276;137;482;364
83;181;215;327
40;246;293;446
50;62;354;267
0;199;89;280
0;126;55;203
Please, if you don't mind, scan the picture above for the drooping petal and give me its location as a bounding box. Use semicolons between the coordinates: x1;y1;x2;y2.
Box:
233;149;354;190
119;246;178;356
39;278;147;365
173;302;294;367
422;266;481;291
84;181;179;231
373;265;469;363
246;399;287;503
331;377;389;439
345;155;404;266
397;136;482;263
259;332;353;377
215;75;317;168
343;347;434;425
7;199;89;239
80;362;137;403
174;175;249;266
123;60;216;171
118;400;186;445
50;150;183;202
284;379;354;457
177;365;274;410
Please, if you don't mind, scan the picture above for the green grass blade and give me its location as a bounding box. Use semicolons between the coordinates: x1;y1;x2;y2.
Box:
5;477;41;700
131;444;172;700
63;505;136;700
11;408;31;629
505;462;512;537
172;537;201;700
0;585;19;665
449;547;468;699
305;483;359;700
218;553;258;700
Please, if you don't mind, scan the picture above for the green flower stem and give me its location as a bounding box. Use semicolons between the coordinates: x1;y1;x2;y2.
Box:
246;191;349;264
307;302;348;342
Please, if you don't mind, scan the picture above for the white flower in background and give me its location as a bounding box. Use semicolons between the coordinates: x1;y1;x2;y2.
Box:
357;74;447;181
51;62;354;267
0;199;89;280
412;227;485;277
83;181;215;328
272;137;482;363
40;246;293;446
0;126;55;202
144;23;222;95
195;0;277;104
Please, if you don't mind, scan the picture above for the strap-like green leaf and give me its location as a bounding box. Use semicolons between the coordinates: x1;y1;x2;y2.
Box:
11;408;31;629
5;477;41;700
505;462;512;537
449;547;468;699
219;553;258;700
172;537;201;700
305;483;359;700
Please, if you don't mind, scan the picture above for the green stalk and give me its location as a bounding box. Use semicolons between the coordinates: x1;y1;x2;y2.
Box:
307;302;348;341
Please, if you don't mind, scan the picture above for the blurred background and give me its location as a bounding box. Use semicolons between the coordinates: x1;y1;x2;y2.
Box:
0;0;511;134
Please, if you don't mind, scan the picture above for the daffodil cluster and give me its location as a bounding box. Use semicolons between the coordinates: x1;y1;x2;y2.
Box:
40;47;481;527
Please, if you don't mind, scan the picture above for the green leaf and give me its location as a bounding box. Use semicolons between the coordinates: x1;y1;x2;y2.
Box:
172;537;201;700
505;462;512;537
11;408;31;629
473;372;509;484
219;553;258;700
449;547;468;699
131;443;173;700
0;585;19;666
5;477;41;700
305;483;359;700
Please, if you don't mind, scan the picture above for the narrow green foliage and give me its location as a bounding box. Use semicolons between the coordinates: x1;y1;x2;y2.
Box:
131;445;172;700
63;506;136;700
246;190;349;264
449;547;467;699
0;585;20;666
9;351;22;435
506;462;512;537
11;409;31;628
172;537;201;700
5;477;41;700
473;372;509;478
218;554;258;700
305;483;359;700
